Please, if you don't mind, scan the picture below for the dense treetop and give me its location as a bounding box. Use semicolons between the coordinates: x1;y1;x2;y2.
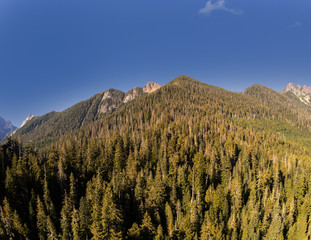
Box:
1;76;311;239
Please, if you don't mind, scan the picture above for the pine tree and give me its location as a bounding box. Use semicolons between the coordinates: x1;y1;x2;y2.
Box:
72;208;80;240
155;224;164;240
79;197;90;239
101;186;122;239
165;202;174;237
36;197;47;240
60;193;72;239
127;222;141;239
46;216;57;240
90;174;103;240
140;212;155;239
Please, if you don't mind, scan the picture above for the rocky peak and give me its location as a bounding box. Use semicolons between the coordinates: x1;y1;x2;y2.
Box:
4;120;14;130
97;82;161;114
0;117;15;130
302;85;311;94
0;116;17;141
282;83;311;105
20;114;37;128
282;83;301;95
143;81;161;93
0;116;14;127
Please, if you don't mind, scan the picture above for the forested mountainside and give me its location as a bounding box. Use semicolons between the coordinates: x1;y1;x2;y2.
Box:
245;84;311;131
1;76;311;239
11;82;161;147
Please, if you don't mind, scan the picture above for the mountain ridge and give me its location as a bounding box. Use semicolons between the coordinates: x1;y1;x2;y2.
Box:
281;82;311;105
0;116;17;141
3;76;311;239
11;81;162;145
9;77;311;148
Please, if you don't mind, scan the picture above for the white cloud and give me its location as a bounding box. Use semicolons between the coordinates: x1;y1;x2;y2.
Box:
199;0;242;15
289;21;302;28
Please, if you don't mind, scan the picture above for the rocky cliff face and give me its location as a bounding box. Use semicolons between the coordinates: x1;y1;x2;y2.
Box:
20;114;37;128
123;87;143;103
97;81;162;114
281;83;311;105
13;81;162;145
143;81;162;93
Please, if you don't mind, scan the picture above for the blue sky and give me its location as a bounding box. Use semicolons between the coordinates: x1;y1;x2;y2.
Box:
1;0;311;126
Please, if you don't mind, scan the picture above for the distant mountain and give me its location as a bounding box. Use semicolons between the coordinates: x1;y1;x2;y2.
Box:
281;82;311;105
0;116;17;140
13;81;162;146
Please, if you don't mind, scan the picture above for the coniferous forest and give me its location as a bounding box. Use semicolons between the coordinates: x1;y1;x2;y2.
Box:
2;76;311;239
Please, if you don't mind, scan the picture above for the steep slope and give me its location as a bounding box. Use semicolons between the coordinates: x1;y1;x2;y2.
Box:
3;76;311;239
20;114;37;128
13;82;161;146
81;75;311;151
281;82;311;105
245;84;311;128
0;116;17;141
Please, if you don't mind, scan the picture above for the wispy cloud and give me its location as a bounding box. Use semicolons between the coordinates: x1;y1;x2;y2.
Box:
199;0;242;15
289;21;302;28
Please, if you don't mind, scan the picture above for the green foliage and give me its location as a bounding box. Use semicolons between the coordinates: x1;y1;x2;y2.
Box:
1;76;311;239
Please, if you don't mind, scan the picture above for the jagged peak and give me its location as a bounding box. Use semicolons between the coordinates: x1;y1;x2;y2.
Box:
281;82;311;105
282;82;299;93
0;116;16;129
143;81;162;93
282;82;311;94
286;82;296;88
282;82;311;93
0;116;17;141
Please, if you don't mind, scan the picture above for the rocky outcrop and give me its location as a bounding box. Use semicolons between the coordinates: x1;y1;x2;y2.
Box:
124;87;143;103
97;82;162;114
12;80;162;144
143;81;162;93
281;83;311;105
20;114;37;128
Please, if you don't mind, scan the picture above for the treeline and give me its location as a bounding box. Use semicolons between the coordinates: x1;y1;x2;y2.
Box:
1;76;311;239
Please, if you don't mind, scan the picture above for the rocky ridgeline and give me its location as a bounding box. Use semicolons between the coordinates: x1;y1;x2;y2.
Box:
97;81;162;114
282;83;311;105
12;81;162;144
20;114;37;128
